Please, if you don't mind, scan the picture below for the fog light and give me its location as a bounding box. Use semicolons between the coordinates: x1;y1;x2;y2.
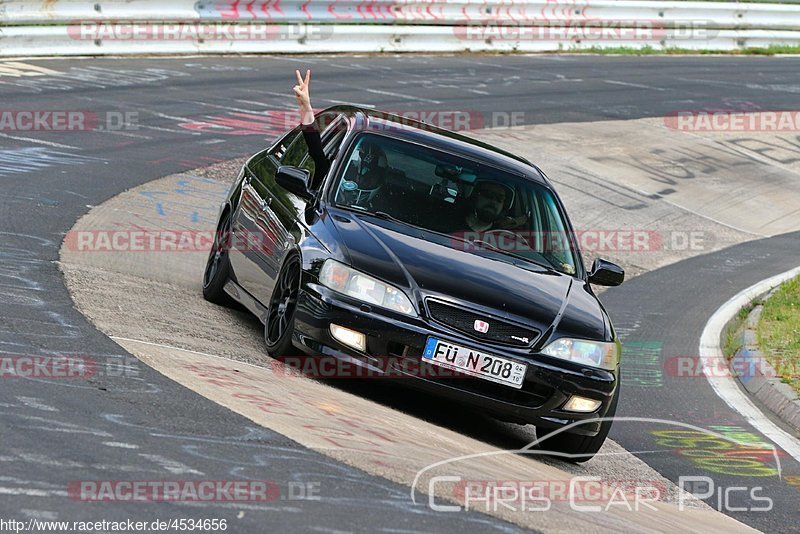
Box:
563;396;601;413
329;324;366;352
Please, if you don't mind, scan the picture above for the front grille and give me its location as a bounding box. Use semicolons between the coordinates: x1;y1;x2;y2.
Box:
426;299;539;347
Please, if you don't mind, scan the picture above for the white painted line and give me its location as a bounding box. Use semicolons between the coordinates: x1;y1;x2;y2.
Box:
0;133;79;150
317;80;443;105
603;79;668;92
110;335;282;375
138;453;204;475
186;100;268;114
318;98;376;108
15;397;58;412
699;264;800;464
100;129;152;140
101;441;140;449
234;89;295;107
0;487;66;497
361;86;442;105
233;98;280;108
20;509;58;520
136;123;197;135
152;111;198;123
656;195;767;238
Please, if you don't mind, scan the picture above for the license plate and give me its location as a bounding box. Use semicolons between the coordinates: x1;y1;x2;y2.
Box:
422;337;527;389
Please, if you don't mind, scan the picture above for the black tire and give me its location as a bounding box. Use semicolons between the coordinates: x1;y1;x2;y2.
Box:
202;210;234;306
265;254;301;357
535;386;619;463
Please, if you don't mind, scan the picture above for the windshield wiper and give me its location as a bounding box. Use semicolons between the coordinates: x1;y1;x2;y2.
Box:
371;211;403;223
357;210;424;232
460;235;559;274
470;238;502;253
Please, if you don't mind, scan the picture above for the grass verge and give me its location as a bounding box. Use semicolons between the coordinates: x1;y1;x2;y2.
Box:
757;276;800;394
569;44;800;56
724;302;754;360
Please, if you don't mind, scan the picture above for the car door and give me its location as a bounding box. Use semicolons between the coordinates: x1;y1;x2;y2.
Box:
229;112;346;307
228;129;299;308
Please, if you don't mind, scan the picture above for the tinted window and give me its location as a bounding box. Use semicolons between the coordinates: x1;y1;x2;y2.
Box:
280;132;309;167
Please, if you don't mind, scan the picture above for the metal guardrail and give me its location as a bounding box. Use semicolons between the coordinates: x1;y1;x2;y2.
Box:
3;0;800;26
1;1;799;56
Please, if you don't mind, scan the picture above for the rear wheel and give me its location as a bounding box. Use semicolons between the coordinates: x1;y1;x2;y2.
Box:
535;388;619;463
202;210;234;306
265;255;301;357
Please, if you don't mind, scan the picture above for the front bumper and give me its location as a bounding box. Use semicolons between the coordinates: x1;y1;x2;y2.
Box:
292;283;618;437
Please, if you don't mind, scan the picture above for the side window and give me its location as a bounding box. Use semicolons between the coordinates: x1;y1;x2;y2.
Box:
277;127;325;187
301;123;346;186
270;111;345;163
308;113;349;191
270;129;297;162
300;153;315;175
269;112;349;193
248;153;277;189
323;122;347;160
539;192;577;275
316;111;344;134
280;132;310;167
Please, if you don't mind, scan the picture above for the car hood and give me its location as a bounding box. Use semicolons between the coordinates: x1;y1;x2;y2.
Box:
321;207;609;343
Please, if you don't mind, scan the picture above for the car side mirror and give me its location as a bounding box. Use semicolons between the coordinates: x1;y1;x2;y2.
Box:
588;258;625;287
276;166;313;200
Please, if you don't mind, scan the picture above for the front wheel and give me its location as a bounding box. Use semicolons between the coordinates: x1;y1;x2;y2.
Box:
535;387;619;463
265;255;301;357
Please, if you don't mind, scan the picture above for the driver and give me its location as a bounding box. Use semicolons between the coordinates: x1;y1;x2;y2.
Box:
464;180;526;232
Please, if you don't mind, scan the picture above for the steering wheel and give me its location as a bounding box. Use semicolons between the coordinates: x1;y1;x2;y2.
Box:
483;228;530;249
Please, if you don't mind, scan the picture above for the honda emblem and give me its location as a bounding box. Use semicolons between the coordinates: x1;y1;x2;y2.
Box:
473;320;489;333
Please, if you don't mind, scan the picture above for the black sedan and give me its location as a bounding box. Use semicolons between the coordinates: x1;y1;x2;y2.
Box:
202;106;625;461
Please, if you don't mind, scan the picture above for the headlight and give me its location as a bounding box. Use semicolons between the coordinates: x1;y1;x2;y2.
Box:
541;338;620;370
319;260;416;316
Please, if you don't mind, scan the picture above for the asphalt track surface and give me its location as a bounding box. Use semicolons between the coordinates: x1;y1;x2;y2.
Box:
1;55;800;531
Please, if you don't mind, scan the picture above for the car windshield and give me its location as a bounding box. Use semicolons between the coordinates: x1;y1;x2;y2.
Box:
331;133;579;276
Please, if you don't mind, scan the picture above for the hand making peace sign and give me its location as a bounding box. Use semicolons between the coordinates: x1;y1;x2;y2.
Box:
293;69;313;124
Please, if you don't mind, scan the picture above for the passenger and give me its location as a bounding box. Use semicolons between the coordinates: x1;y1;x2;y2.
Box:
293;69;329;191
294;69;387;205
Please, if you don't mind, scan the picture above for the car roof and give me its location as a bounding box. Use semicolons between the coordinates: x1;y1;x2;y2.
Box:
320;105;548;185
